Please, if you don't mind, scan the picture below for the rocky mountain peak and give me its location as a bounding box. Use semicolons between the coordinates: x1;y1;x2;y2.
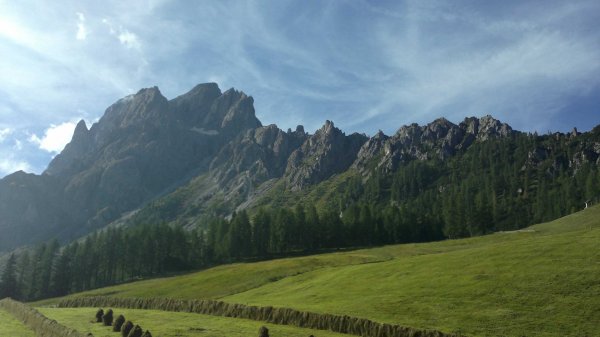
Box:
423;117;457;140
98;85;169;133
353;115;518;175
373;130;386;139
320;120;336;134
352;130;390;176
170;83;222;126
460;115;514;140
187;82;221;97
72;119;89;140
26;83;268;250
285;120;367;190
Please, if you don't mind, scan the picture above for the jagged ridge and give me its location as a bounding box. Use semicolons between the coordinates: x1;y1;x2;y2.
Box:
1;83;598;252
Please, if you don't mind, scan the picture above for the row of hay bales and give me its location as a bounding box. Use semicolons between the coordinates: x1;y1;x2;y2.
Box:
58;296;463;337
96;308;151;337
0;298;91;337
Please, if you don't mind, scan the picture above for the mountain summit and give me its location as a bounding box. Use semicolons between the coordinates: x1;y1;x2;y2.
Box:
0;83;598;252
0;83;261;250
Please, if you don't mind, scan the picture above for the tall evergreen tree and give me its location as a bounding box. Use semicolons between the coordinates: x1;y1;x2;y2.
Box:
0;254;19;299
252;208;271;257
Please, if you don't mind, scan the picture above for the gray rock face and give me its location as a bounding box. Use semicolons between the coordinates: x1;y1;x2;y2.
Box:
2;80;593;253
285;121;368;191
353;115;515;175
210;124;307;188
352;130;389;177
0;83;263;251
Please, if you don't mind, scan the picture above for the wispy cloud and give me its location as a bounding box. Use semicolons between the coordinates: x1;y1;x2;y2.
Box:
102;18;141;50
117;30;140;49
0;0;599;178
76;12;88;40
0;128;13;143
0;157;32;176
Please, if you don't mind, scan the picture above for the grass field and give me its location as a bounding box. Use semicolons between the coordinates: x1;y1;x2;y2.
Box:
38;307;352;337
38;205;600;337
0;308;36;337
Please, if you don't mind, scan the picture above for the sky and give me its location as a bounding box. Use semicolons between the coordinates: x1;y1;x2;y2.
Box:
1;0;599;177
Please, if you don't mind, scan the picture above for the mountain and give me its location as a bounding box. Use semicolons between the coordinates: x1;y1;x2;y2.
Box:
0;84;261;251
0;83;599;252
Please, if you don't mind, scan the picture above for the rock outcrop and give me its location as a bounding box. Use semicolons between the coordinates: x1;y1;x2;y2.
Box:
0;83;263;251
353;115;515;175
0;80;596;252
285;121;368;191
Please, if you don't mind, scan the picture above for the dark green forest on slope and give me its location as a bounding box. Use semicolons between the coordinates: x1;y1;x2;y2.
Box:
1;126;600;301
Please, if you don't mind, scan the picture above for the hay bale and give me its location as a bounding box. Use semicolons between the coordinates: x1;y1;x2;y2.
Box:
102;308;114;326
95;308;104;323
121;321;134;337
259;326;269;337
127;324;143;337
141;330;152;337
113;314;126;332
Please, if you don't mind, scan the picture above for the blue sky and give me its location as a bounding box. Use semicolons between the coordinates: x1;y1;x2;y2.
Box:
1;0;599;177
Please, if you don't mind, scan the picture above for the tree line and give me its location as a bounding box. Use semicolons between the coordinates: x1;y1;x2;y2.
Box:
2;128;599;301
0;199;446;301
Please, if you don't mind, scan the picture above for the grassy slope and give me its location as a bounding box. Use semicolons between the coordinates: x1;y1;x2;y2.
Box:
225;207;600;337
0;308;36;337
39;205;600;337
39;307;351;337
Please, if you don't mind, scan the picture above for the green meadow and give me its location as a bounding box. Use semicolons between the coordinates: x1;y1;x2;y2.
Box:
0;308;36;337
38;307;351;337
37;205;600;337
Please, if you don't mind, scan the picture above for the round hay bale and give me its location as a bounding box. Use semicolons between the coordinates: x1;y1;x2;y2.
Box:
141;330;152;337
113;314;126;332
259;326;269;337
121;321;134;337
95;309;104;323
127;324;143;337
102;308;114;326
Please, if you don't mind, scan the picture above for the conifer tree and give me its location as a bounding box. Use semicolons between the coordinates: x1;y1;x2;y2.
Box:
0;254;18;299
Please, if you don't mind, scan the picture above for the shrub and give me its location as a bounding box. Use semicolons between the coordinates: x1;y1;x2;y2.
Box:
127;325;143;337
95;308;104;323
102;308;114;326
259;326;269;337
113;314;126;332
121;321;134;337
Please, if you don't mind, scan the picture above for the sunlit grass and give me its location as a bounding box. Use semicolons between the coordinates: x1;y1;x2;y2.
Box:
36;205;600;336
39;307;351;337
0;308;36;337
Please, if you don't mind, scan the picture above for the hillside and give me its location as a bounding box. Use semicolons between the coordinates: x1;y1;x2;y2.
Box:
1;83;599;253
39;204;600;337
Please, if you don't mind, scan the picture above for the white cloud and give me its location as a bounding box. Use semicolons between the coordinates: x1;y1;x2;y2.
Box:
118;30;140;49
28;121;79;153
13;139;23;151
0;128;12;143
76;12;88;40
0;157;32;176
101;18;141;50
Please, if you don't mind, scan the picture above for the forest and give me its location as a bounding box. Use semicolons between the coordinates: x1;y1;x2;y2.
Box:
1;129;599;301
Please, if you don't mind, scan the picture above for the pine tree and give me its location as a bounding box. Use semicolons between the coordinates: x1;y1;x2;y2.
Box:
0;254;19;299
252;208;271;257
305;205;320;250
293;204;307;250
16;251;31;300
228;211;252;259
50;249;72;297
